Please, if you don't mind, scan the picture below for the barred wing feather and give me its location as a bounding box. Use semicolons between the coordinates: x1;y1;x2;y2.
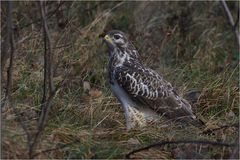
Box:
114;64;204;127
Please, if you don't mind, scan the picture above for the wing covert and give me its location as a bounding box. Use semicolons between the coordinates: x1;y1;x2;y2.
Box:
114;65;171;101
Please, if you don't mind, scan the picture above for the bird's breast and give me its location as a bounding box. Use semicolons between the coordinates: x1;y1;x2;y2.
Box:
110;79;136;107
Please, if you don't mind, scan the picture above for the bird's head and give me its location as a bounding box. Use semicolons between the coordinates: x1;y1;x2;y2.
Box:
100;30;130;51
100;30;138;58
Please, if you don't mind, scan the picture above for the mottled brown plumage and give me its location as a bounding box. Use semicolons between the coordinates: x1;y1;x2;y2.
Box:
102;30;204;130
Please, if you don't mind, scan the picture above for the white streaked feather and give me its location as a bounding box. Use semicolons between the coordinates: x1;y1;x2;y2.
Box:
111;79;158;128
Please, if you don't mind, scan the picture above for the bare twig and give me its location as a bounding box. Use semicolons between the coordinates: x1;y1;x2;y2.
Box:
234;7;239;29
41;1;55;93
28;2;75;154
15;1;65;30
38;0;55;122
29;1;55;158
126;140;237;159
220;0;240;48
29;90;56;158
26;22;75;153
1;4;10;84
1;1;14;108
39;1;48;118
29;70;70;158
2;0;32;153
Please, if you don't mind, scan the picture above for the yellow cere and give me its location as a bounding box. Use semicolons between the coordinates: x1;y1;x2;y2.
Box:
104;35;112;43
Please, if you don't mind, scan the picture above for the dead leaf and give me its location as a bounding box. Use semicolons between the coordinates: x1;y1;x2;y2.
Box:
89;89;102;98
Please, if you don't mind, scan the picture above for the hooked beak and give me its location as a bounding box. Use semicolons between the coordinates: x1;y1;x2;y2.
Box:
99;33;115;52
99;33;113;44
103;35;113;43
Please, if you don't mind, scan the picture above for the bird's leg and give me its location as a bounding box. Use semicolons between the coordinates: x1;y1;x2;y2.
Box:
122;105;133;130
123;105;146;130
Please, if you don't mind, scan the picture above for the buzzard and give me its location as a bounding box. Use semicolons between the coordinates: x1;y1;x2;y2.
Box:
101;30;204;130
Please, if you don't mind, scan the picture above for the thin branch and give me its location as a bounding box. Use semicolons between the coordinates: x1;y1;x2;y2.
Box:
126;140;237;159
1;1;14;108
41;1;55;93
220;0;240;48
220;0;235;26
29;71;69;158
2;0;32;153
39;0;55;123
15;1;65;30
28;3;74;153
1;4;10;84
29;1;55;158
234;7;239;29
29;91;55;158
39;2;48;118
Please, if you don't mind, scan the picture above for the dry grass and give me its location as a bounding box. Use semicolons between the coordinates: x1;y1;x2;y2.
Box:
1;1;239;159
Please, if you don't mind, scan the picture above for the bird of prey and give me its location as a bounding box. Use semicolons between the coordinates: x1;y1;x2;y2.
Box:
101;30;204;130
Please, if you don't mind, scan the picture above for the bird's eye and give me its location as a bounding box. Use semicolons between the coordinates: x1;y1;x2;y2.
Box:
113;34;121;40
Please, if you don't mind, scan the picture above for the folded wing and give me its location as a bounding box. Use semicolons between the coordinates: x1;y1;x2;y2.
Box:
114;64;204;127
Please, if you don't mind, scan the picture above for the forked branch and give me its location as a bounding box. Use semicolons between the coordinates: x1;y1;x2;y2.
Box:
220;0;240;48
29;1;55;158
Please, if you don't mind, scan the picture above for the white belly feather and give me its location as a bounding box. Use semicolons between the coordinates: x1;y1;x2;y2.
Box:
111;79;158;126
